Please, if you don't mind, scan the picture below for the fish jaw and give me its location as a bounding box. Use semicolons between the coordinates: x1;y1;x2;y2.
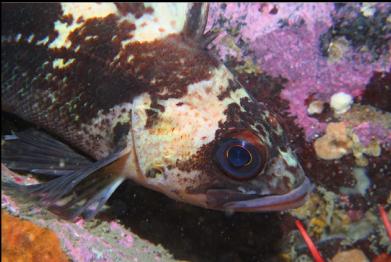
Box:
138;169;313;213
203;147;313;212
207;165;313;213
221;176;313;212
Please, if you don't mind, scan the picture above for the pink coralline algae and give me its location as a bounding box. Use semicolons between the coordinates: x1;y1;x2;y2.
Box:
111;221;134;248
1;165;172;262
208;3;391;141
353;122;391;147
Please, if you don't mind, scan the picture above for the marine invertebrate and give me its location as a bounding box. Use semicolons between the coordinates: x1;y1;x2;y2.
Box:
1;211;69;262
338;104;391;146
330;92;353;115
314;122;351;160
307;100;325;115
378;205;391;241
331;249;369;262
295;219;325;262
313;120;387;166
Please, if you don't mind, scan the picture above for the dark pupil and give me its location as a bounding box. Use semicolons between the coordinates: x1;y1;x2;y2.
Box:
227;146;251;168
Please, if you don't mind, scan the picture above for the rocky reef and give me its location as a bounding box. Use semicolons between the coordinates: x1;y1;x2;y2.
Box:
2;3;390;262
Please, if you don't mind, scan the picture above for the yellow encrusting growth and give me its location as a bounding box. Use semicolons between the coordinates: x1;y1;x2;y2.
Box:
313;121;383;166
331;249;369;262
327;37;350;64
314;122;352;160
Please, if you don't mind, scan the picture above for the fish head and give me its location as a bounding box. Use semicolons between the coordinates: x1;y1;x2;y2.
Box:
205;128;311;213
131;66;312;212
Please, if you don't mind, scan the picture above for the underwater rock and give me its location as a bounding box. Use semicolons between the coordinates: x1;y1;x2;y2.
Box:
338;104;391;146
208;3;391;141
331;249;369;262
313;117;387;165
1;164;174;262
373;253;391;262
361;72;391;112
320;3;391;61
326;36;351;64
340;168;371;196
289;187;391;261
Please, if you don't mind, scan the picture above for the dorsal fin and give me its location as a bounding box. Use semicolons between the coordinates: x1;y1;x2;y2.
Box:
183;3;209;40
182;3;219;49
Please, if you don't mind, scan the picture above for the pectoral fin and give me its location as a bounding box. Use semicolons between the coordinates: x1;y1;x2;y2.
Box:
2;129;92;176
2;130;130;220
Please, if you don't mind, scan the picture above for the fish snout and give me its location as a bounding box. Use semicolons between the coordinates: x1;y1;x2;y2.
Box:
205;155;313;212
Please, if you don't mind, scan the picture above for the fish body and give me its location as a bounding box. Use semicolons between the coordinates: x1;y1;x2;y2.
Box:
1;3;312;220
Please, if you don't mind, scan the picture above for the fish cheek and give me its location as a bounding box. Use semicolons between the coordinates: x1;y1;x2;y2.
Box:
257;149;306;196
142;166;210;208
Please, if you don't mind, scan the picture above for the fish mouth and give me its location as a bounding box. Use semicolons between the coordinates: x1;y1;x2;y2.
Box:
222;177;314;212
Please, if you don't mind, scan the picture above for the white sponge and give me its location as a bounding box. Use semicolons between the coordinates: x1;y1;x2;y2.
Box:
330;92;353;114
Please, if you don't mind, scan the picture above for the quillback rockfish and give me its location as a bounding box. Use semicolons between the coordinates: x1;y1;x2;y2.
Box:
1;3;312;220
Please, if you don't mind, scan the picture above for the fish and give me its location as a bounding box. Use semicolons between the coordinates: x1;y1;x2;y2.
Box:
1;3;313;220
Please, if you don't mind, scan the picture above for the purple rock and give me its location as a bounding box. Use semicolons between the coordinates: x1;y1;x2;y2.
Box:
352;122;391;146
208;3;391;140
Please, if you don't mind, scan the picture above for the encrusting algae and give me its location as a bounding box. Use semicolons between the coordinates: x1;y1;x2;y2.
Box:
314;121;384;166
2;211;69;262
331;249;369;262
314;122;352;161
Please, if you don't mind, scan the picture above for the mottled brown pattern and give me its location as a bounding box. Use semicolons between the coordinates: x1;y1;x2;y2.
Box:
144;109;159;129
144;99;166;129
2;40;142;157
114;3;153;18
113;120;131;146
217;79;240;100
175;83;299;198
240;97;283;147
177;98;276;192
1;3;62;43
67;15;123;62
118;34;219;100
1;4;218;158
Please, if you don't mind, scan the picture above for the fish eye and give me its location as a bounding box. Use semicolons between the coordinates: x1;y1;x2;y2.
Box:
214;138;264;180
226;145;252;168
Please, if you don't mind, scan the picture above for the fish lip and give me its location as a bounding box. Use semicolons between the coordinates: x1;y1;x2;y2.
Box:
222;177;314;212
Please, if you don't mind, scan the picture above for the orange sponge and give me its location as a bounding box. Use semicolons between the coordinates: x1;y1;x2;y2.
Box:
1;210;69;262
